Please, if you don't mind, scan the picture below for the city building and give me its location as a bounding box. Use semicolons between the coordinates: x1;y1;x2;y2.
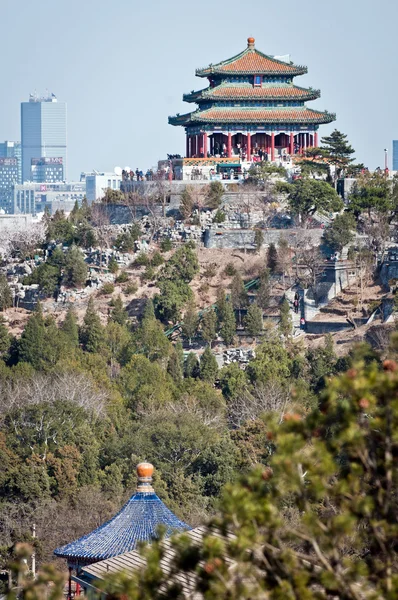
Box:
30;157;64;183
0;141;21;183
169;37;335;179
81;171;122;203
12;181;86;215
54;463;190;597
21;93;67;182
0;158;20;212
393;140;398;171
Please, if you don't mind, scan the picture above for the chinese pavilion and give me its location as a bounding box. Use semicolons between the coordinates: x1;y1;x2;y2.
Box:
54;463;190;597
169;38;335;162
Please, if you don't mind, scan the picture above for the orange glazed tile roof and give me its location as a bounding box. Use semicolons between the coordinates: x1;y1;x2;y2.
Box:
202;86;319;100
184;107;335;125
196;43;307;76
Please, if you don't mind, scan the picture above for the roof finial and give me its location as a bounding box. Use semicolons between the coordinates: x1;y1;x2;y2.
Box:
136;462;154;493
247;37;255;49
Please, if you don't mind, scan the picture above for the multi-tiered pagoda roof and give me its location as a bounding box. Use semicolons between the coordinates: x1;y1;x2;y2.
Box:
54;463;190;568
169;38;335;163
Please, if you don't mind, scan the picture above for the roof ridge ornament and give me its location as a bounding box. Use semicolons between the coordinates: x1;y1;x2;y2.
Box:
136;462;154;493
247;37;255;50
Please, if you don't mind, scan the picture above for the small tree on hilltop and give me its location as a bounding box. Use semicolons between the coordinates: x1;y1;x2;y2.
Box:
231;273;248;325
80;297;104;353
279;297;292;337
278;177;343;227
201;308;218;347
244;302;263;338
63;245;88;288
220;300;236;346
181;300;199;346
61;306;79;348
266;242;278;274
205;180;224;210
0;274;12;311
323;212;356;252
199;345;218;383
110;295;128;327
321;128;356;182
254;229;264;254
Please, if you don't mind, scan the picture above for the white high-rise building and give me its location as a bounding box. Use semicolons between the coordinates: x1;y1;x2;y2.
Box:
21;94;67;183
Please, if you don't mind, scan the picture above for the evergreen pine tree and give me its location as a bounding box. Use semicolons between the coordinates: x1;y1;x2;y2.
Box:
63;245;88;288
257;269;271;310
201;308;217;347
80;297;103;352
0;274;12;311
244;303;263;338
267;243;278;274
0;316;10;358
182;300;199;346
184;352;200;378
142;298;155;321
320;129;355;180
61;306;79;348
220;300;236;346
254;229;264;253
216;288;227;327
279;298;292;337
199;345;218;383
19;303;46;369
110;295;128;327
167;343;184;383
231;273;248;325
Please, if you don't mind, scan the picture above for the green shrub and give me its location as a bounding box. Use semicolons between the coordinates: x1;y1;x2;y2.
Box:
115;271;129;284
213;210;226;223
151;251;164;267
224;262;237;277
160;238;172;252
108;257;119;274
124;283;138;295
100;282;115;295
133;253;150;267
140;266;156;283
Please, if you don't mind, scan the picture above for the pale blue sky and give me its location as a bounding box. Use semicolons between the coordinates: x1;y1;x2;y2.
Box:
1;0;397;179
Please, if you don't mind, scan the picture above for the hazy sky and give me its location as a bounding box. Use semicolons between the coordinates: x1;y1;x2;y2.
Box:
1;0;397;179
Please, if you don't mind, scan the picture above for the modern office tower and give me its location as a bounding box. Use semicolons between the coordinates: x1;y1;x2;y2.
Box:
30;157;64;183
12;181;85;215
21;93;67;182
393;140;398;171
0;141;22;183
0;157;19;211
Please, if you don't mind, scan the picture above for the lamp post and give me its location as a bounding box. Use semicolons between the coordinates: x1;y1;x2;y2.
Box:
384;148;388;172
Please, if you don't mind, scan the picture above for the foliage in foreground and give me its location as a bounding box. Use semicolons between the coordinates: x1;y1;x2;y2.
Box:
10;358;398;599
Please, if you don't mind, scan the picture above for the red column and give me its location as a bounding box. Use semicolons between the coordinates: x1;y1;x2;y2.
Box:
314;131;318;147
203;132;208;156
227;132;232;158
192;136;197;157
289;133;294;155
271;133;275;162
186;135;189;158
247;132;251;162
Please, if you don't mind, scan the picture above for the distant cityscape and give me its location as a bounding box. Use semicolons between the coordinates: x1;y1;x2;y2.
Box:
0;93;125;217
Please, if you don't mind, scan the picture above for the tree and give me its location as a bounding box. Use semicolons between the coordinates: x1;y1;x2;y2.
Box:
23;263;60;296
110;295;128;327
244;303;263;338
0;316;10;358
201;309;217;346
246;161;287;187
61;306;79;348
323;212;356;252
179;186;195;219
266;242;278;273
276;237;291;288
199;346;218;383
279;298;292;337
160;243;199;283
133;314;170;363
108;256;119;274
254;229;264;253
63;245;88;288
256;269;271;310
205;180;224;210
220;300;236;346
279;177;343;227
80;297;104;353
348;171;392;218
181;300;199;346
185;352;200;378
321;128;356;181
215;288;227;327
154;279;193;324
167;342;184;383
230;273;248;325
0;274;12;311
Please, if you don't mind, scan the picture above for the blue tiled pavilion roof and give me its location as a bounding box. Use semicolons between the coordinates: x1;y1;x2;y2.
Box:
54;465;190;567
